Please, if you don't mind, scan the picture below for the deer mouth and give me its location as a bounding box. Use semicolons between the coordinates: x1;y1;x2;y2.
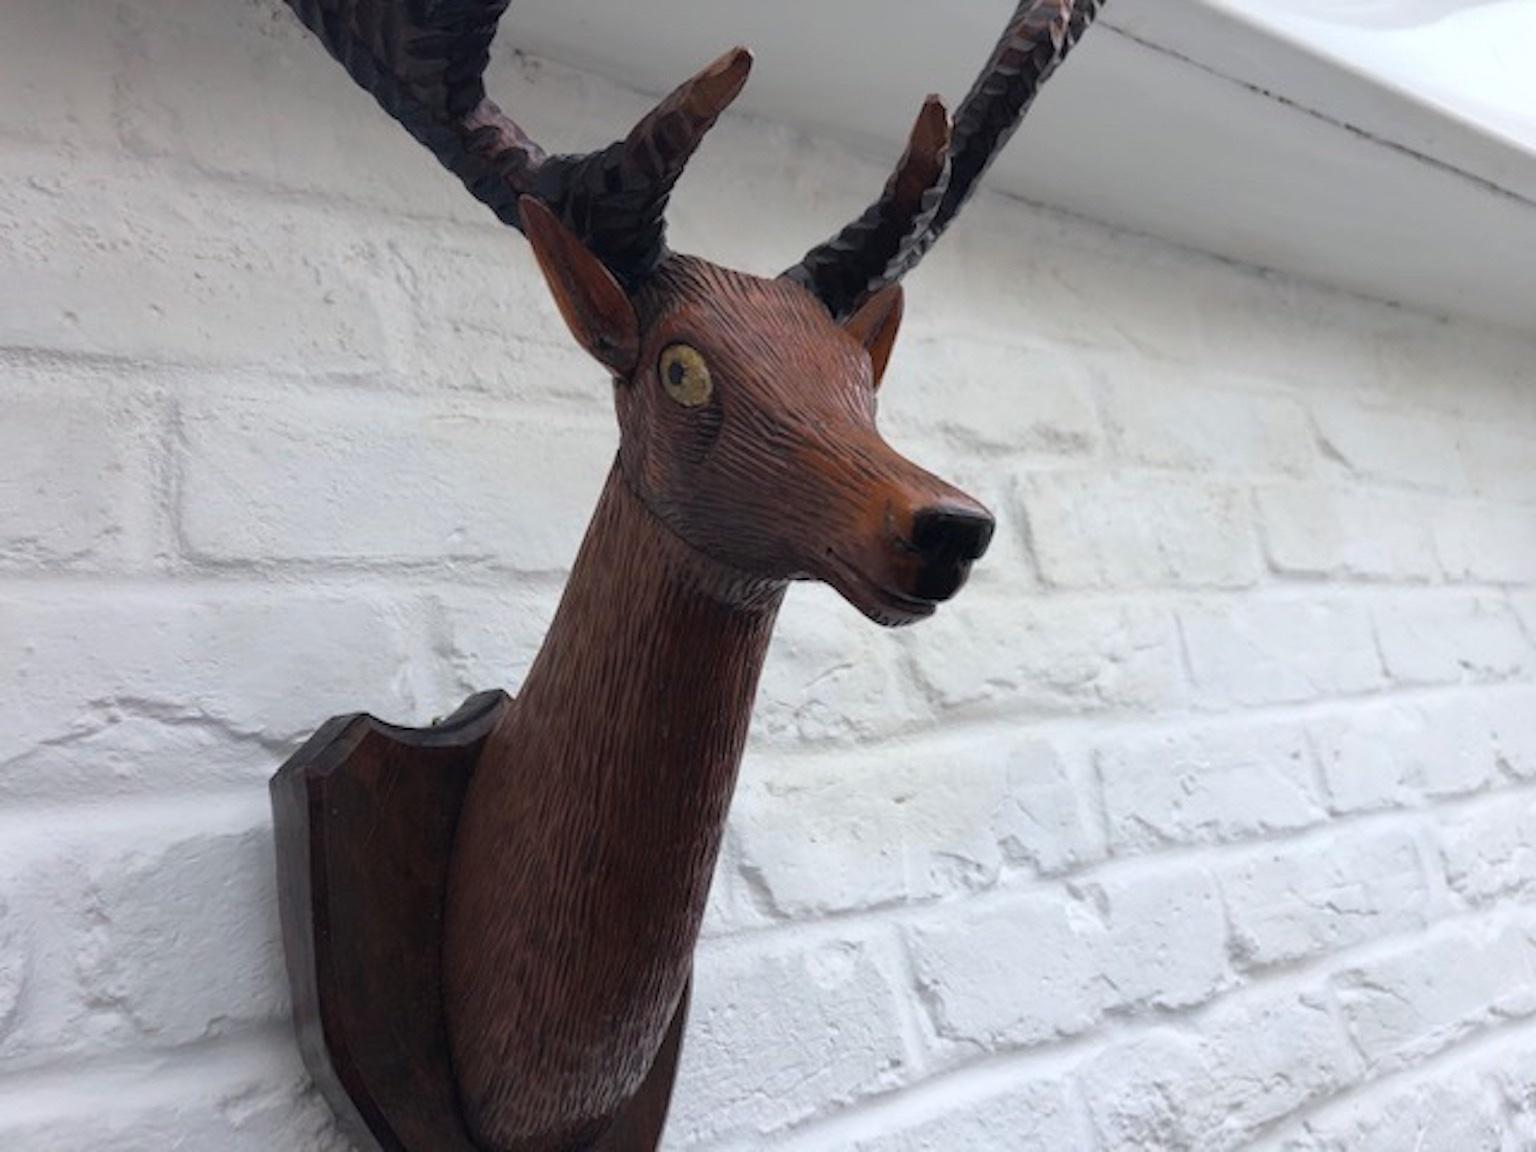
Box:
865;580;940;626
820;491;993;625
822;555;941;627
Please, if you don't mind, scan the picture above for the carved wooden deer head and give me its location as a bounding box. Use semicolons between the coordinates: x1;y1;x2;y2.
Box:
271;3;1105;1151
284;0;1100;626
538;210;994;626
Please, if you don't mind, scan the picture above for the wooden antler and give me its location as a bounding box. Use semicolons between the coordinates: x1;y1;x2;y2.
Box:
781;96;953;323
786;0;1105;320
283;0;750;285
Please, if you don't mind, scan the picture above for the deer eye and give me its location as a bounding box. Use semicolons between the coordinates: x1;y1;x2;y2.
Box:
659;344;713;407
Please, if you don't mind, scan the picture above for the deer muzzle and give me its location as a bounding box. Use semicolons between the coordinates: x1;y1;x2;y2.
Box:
812;439;995;627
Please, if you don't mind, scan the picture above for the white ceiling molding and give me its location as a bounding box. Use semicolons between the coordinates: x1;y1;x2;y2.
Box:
1220;0;1536;154
511;0;1536;333
1232;0;1510;29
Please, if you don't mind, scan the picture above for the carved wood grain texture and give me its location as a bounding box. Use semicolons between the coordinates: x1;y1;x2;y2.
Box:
272;690;691;1152
261;0;1102;1145
443;463;785;1151
279;0;751;284
273;248;993;1152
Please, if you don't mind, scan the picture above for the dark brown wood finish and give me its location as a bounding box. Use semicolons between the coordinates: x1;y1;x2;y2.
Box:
445;463;784;1150
272;692;692;1152
272;692;505;1152
269;2;1106;1149
786;0;1106;320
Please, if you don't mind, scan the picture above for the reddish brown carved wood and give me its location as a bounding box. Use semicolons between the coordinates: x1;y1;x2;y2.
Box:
271;691;690;1151
268;2;1106;1150
272;693;502;1152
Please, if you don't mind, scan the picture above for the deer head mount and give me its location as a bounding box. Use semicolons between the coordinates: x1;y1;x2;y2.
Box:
269;3;1106;1151
283;0;1102;625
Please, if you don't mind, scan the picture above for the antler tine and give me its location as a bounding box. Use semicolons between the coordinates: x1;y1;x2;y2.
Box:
923;0;1103;252
783;96;954;323
788;0;1105;318
537;47;754;287
281;1;750;284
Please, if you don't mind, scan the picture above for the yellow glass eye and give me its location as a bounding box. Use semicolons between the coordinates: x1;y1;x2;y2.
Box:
659;344;713;407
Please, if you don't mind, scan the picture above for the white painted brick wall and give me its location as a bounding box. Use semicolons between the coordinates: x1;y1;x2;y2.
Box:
2;2;1536;1148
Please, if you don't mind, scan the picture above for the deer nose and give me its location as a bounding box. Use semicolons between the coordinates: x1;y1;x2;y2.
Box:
911;504;995;566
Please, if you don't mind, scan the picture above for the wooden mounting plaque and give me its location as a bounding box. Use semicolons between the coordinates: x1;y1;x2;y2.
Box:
271;691;691;1152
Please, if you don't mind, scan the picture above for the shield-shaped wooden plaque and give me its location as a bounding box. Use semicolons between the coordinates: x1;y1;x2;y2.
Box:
270;690;690;1152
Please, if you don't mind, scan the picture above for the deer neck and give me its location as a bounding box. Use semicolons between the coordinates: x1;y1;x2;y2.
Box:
523;458;786;721
513;454;785;839
444;457;784;1149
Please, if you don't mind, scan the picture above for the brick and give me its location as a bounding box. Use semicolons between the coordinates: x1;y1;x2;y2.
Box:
1373;594;1531;686
1406;694;1511;804
423;586;559;702
0;0;116;145
1460;420;1536;504
1180;598;1384;706
1042;242;1206;362
1280;1069;1506;1152
0;1042;349;1152
1257;287;1401;398
1083;962;1386;1149
110;0;654;240
1441;793;1536;905
1377;322;1536;425
1433;500;1536;583
111;0;470;221
1100;363;1312;475
1078;1032;1217;1152
1494;1041;1536;1149
1020;473;1261;589
1097;718;1324;851
733;735;1097;918
990;744;1103;877
903;596;1185;717
67;822;288;1047
1077;865;1231;1011
941;223;1200;358
407;262;603;401
179;394;610;571
1333;920;1536;1071
0;711;278;806
754;584;929;746
0;152;409;372
0;374;164;570
1518;592;1536;641
882;336;1100;456
905;894;1100;1054
0;588;421;763
1256;483;1439;581
386;216;612;402
1311;698;1507;812
1222;827;1429;967
1489;687;1536;779
667;935;910;1145
848;1075;1086;1152
0;798;283;1073
1199;985;1362;1142
1312;401;1469;491
0;897;23;1044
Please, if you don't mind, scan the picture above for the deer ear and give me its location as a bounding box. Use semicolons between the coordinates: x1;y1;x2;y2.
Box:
520;197;640;376
843;284;905;391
